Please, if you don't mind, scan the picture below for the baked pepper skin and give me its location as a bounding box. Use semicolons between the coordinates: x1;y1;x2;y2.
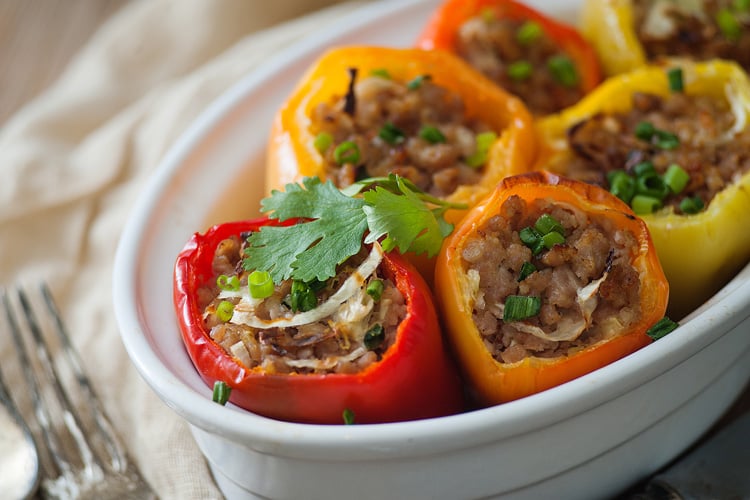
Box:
434;171;668;405
174;218;466;424
536;60;750;319
416;0;602;105
580;0;647;77
265;46;535;224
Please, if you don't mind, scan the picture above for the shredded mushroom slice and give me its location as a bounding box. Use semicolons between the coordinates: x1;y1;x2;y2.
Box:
508;261;612;343
231;243;384;329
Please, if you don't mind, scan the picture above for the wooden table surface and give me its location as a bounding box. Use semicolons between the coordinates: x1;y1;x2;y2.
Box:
2;0;748;493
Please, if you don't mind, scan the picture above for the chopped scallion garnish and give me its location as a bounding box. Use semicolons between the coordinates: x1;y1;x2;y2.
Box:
366;279;384;301
333;141;361;165
679;196;705;214
248;270;273;299
631;194;662;214
518;262;537;282
608;170;636;203
516;20;543;45
212;381;232;405
507;60;533;81
289;280;317;312
379;122;406;145
503;295;541;322
647;317;679;341
534;213;565;236
634;122;679;149
407;74;431;90
519;226;545;255
364;324;385;350
217;274;240;292
636;172;669;200
342;408;356;425
667;67;684;93
370;68;391;79
465;131;497;168
419;125;446;144
547;55;579;88
313;132;333;154
716;8;741;42
215;301;235;322
541;231;565;249
663;164;690;194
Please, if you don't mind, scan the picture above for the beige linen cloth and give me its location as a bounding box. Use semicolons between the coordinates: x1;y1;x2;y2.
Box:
0;0;370;497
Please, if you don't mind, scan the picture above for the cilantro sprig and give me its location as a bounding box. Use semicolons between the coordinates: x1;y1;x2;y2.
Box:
243;175;465;283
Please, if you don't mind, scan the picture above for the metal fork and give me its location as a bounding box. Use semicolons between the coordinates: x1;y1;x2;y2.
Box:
1;284;156;499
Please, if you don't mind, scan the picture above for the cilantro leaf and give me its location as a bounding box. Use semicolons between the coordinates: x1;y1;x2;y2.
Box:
244;178;368;283
362;178;454;257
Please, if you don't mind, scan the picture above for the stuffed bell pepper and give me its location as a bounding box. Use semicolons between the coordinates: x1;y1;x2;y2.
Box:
174;176;466;424
435;171;669;405
582;0;750;76
266;46;535;224
416;0;602;115
535;60;750;318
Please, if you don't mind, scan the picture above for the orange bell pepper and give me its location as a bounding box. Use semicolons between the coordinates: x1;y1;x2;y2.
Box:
265;46;535;224
435;171;668;405
416;0;602;115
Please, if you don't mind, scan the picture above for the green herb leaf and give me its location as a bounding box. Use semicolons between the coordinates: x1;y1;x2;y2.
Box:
647;317;679;341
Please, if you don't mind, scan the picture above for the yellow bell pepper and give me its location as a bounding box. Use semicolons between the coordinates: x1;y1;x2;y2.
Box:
580;0;647;76
265;46;536;224
535;60;750;319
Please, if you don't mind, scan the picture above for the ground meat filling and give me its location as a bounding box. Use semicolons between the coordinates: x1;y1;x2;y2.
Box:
310;69;493;197
565;90;750;213
462;196;642;364
455;15;584;115
634;0;750;71
198;235;406;375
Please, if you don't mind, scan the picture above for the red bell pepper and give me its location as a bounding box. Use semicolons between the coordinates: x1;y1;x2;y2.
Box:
173;218;466;424
416;0;602;115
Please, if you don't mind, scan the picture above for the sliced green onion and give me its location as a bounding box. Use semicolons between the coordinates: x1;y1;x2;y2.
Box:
480;7;496;23
215;301;235;323
655;129;680;150
248;270;274;299
366;279;384;301
634;121;656;141
636;172;669;200
419;125;446;144
518;262;537;282
541;231;565;249
647;317;679;341
465;131;497;168
212;381;232;405
507;60;533;81
290;280;318;312
407;74;431;90
517;20;543;45
342;408;356;425
364;324;385;350
608;170;636;203
631;194;662;214
313;132;333;154
667;67;684;93
503;295;541;322
333;141;360;165
370;68;391;79
379;122;406;145
679;196;705;214
547;55;579;88
519;226;543;250
633;161;656;177
534;213;564;236
663;164;690;194
716;8;741;42
217;274;240;292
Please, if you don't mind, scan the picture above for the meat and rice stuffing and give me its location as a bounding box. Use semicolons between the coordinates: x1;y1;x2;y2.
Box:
199;234;405;375
565;90;750;214
461;195;642;364
310;69;495;197
454;14;584;115
633;0;750;71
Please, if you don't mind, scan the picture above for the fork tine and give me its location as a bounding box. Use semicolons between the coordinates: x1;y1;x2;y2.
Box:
5;286;103;484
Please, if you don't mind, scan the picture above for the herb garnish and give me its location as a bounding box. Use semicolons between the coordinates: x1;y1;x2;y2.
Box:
243;175;465;283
